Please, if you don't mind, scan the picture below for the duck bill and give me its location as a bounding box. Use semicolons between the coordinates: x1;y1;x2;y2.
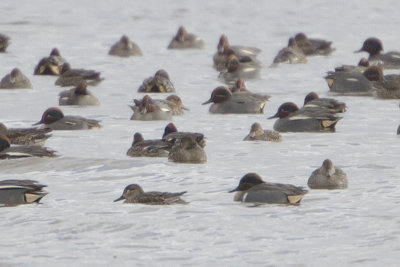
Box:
113;195;125;202
228;187;239;193
32;120;42;126
182;105;190;111
202;99;212;105
354;48;363;53
268;112;279;120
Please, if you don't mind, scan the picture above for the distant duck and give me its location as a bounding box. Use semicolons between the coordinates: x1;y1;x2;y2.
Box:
33;48;67;75
0;123;51;145
213;34;262;71
137;69;175;93
230;78;249;93
294;33;335;56
126;132;170;158
355;37;400;69
219;54;261;84
229;173;308;204
0;134;56;159
202;86;270;114
59;80;100;106
268;102;342;132
167;26;204;49
307;159;348;189
168;135;207;164
334;58;369;73
152;95;189;115
34;107;101;130
55;63;104;87
130;95;173;121
0;179;48;206
272;38;307;65
0;68;32;89
108;35;142;57
243;122;282;142
362;66;400;99
324;68;376;96
114;184;187;205
303;92;347;113
0;33;10;52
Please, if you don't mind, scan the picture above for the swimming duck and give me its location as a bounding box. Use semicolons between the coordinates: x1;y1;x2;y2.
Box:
230;78;249;93
0;68;32;89
55;63;104;87
130;95;173;121
137;69;175;93
152;95;189;115
114;184;187;205
0;33;10;52
0;179;48;206
229;173;308;204
355;37;400;69
0;123;51;145
324;68;376;96
167;26;204;49
219;54;261;84
0;134;56;159
213;34;262;71
243;122;282;142
362;66;400;99
108;35;142;57
126;132;170;157
34;107;101;130
168;135;207;164
268;102;342;132
202;86;270;114
303;92;347;113
272;38;307;65
334;58;369;73
307;159;348;189
33;48;67;75
59;80;100;106
294;33;335;56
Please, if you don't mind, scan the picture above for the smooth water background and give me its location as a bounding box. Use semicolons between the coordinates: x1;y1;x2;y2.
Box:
1;0;400;266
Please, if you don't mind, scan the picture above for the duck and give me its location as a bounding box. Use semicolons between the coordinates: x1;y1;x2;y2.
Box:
362;66;400;99
0;68;32;89
307;159;348;189
0;179;48;206
33;107;101;130
167;26;204;49
272;38;307;65
33;48;67;75
294;33;335;56
152;95;188;115
324;68;376;96
213;34;262;71
130;95;173;121
219;54;261;84
55;63;104;87
59;80;100;106
108;35;142;57
0;134;56;159
202;86;270;114
114;184;187;205
229;173;308;204
303;92;347;113
162;122;206;148
0;33;10;52
268;102;342;132
243;122;282;142
355;37;400;69
168;135;207;164
334;58;369;73
137;69;175;93
126;132;170;157
0;123;52;145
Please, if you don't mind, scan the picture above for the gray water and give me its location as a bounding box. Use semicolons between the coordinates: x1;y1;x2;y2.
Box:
1;0;400;266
